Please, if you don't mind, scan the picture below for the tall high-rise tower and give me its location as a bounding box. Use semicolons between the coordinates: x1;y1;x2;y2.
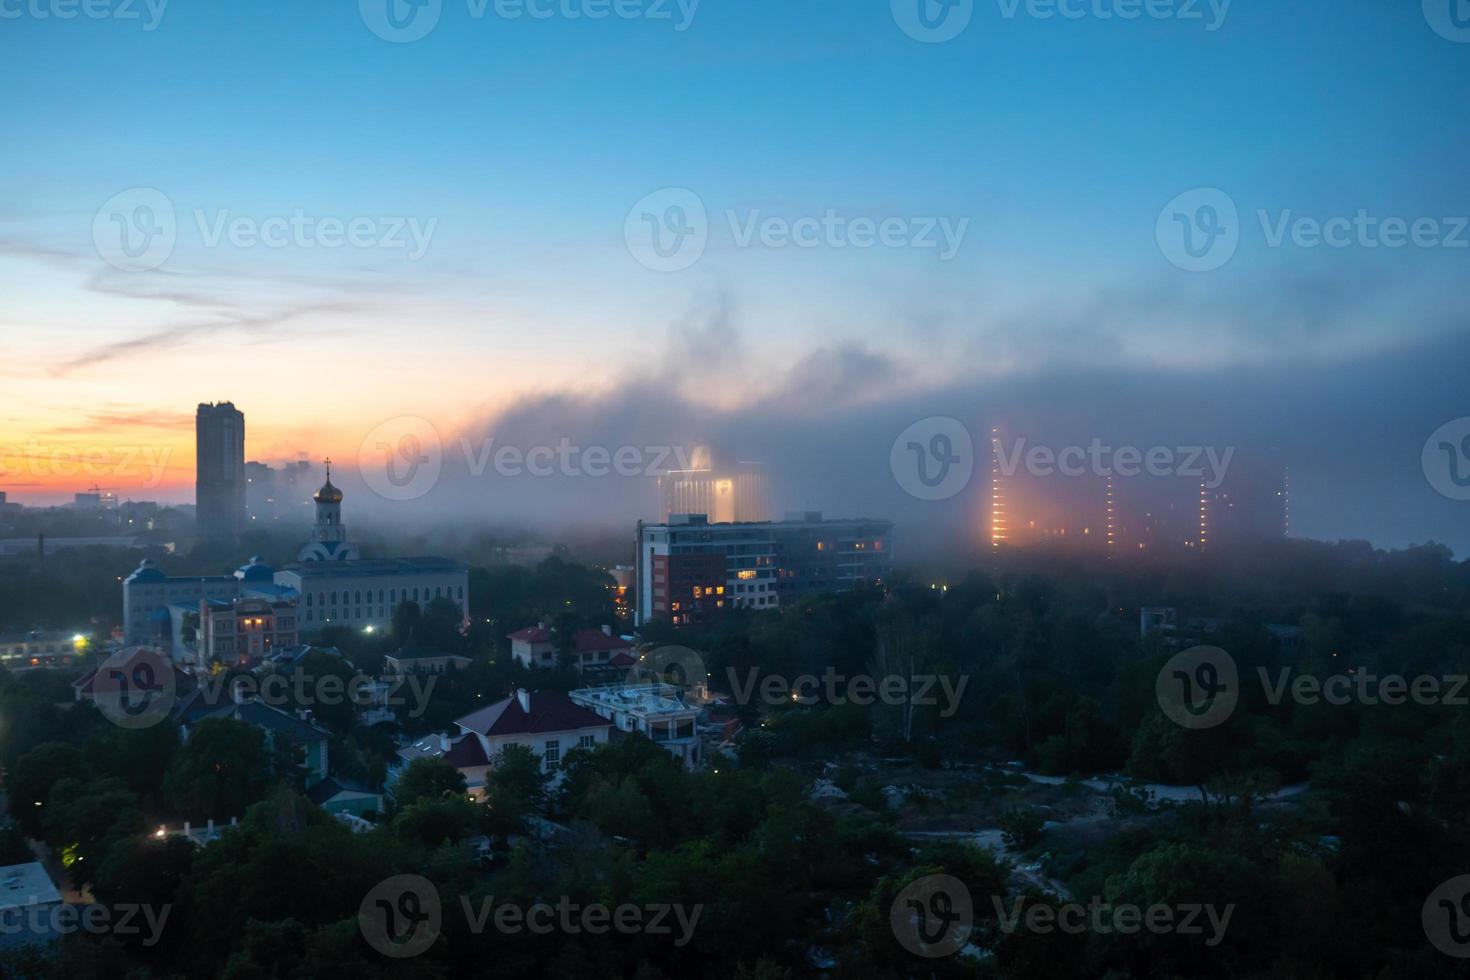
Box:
195;401;245;540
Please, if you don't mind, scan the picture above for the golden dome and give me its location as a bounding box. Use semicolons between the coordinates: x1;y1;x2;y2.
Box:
314;460;343;503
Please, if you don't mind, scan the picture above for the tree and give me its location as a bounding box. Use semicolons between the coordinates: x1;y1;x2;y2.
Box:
163;718;271;821
392;798;478;847
43;776;145;889
392;757;468;810
280;649;360;734
6;741;87;837
392;600;422;645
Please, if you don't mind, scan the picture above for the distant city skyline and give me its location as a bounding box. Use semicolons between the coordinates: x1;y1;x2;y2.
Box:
2;4;1467;555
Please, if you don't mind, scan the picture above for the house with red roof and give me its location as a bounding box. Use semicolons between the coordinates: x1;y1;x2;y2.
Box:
507;624;555;669
570;626;637;675
508;623;636;677
395;688;612;798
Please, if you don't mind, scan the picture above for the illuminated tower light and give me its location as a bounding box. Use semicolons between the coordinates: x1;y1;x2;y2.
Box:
1199;482;1209;550
990;427;1007;550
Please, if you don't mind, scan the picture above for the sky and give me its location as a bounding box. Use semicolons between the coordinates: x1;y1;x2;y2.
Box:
1;0;1468;553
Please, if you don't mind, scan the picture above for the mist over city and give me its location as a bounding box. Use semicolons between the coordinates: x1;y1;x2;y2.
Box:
2;2;1469;978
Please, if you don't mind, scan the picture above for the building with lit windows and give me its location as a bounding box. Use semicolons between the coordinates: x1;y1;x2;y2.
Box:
656;449;769;523
0;630;90;670
634;512;893;627
199;595;300;666
123;469;468;651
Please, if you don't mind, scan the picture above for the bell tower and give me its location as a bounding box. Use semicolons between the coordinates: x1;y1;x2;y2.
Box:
297;459;359;561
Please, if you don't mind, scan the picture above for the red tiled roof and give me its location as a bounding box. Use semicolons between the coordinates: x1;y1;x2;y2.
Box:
572;629;633;653
455;690;611;737
608;652;637;668
443;733;490;767
508;627;553;644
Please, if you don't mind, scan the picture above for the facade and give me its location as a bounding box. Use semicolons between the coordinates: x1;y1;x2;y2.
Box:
123;559;242;645
569;682;701;769
635;512;893;626
383;647;472;675
125;474;469;647
507;624;636;675
196;401;246;540
200;595;300;664
571;627;636;674
508;625;556;668
656;451;769;523
397;689;613;795
0;630;88;670
276;557;468;632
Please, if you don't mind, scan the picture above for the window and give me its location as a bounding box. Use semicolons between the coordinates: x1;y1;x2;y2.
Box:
543;740;561;768
578;734;596;750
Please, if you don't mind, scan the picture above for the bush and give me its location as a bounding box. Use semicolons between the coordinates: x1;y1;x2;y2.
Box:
999;806;1044;850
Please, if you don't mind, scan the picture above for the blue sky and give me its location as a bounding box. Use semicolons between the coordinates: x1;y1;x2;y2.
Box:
1;0;1468;551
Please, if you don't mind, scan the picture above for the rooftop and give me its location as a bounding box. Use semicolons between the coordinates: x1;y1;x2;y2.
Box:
570;683;698;718
277;557;467;578
572;628;634;653
195;698;331;743
0;863;62;913
455;689;610;737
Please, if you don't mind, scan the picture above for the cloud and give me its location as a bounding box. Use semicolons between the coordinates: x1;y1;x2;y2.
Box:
40;407;195;436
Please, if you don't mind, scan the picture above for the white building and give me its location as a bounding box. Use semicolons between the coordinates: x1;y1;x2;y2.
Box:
0;630;89;671
123;471;467;649
507;625;555;668
570;683;702;770
396;689;612;796
0;862;64;950
507;624;636;675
